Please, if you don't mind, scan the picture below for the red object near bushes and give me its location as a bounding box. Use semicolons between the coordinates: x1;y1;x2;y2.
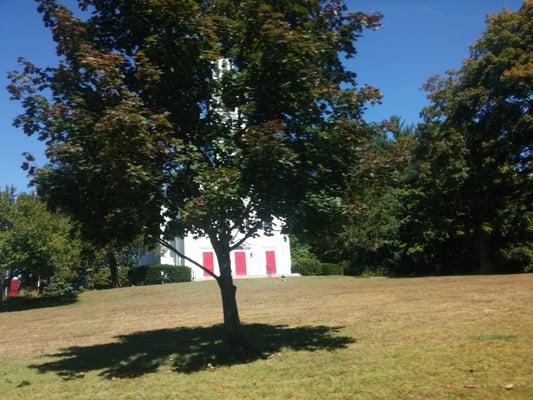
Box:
9;278;20;297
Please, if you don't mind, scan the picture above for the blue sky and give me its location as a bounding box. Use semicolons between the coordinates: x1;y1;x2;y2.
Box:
0;0;523;191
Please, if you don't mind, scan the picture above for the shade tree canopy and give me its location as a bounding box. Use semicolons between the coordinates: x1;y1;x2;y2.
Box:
9;0;382;345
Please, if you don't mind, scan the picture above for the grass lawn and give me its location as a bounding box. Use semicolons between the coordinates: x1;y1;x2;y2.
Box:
0;275;532;399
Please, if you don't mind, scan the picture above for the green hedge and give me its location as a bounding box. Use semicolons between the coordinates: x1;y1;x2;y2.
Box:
292;259;343;276
128;264;191;285
292;257;322;275
319;262;344;275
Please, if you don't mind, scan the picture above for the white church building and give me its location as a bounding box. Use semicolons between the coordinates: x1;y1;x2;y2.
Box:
139;221;292;280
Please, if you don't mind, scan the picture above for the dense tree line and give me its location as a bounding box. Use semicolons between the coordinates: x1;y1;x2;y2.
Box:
295;2;532;275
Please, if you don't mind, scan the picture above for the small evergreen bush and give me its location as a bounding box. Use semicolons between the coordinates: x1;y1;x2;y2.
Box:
92;268;112;289
501;244;533;272
42;280;76;296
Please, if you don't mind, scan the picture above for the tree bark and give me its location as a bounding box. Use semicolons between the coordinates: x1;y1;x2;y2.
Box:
106;248;121;288
37;274;43;296
212;240;245;348
0;270;10;301
1;270;14;301
0;273;5;302
475;226;493;274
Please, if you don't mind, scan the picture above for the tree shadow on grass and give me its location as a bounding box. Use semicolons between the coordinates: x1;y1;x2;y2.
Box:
0;294;78;312
31;324;355;379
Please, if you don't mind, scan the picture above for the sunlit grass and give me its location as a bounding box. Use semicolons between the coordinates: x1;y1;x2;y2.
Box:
1;274;532;399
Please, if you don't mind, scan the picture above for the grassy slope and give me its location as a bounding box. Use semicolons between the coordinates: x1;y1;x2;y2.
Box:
0;275;532;399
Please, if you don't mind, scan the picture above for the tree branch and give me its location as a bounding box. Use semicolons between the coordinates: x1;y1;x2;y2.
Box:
229;222;262;251
156;237;219;281
228;198;253;233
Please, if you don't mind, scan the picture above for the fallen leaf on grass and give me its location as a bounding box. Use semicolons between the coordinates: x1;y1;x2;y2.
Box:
446;383;453;389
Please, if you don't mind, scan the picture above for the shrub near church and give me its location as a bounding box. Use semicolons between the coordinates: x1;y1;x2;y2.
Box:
129;265;192;286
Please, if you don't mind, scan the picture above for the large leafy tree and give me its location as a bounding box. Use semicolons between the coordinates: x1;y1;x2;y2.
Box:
0;186;17;300
410;2;532;273
9;0;381;345
0;189;82;299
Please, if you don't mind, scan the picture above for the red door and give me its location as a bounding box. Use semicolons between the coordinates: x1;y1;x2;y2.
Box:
266;251;277;275
203;252;214;277
234;251;247;276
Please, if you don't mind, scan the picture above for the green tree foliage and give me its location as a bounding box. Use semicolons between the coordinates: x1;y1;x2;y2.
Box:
339;118;415;274
409;2;532;274
9;0;381;345
73;243;145;290
292;3;532;276
293;118;415;274
0;189;82;298
0;187;17;299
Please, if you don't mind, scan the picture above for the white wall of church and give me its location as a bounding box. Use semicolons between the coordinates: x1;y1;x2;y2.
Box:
149;220;292;280
183;229;291;280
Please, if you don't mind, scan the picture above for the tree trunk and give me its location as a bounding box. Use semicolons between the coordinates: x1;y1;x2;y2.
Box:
106;248;121;288
0;270;10;302
0;269;13;301
475;226;493;274
0;273;5;302
212;241;245;348
37;274;43;296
